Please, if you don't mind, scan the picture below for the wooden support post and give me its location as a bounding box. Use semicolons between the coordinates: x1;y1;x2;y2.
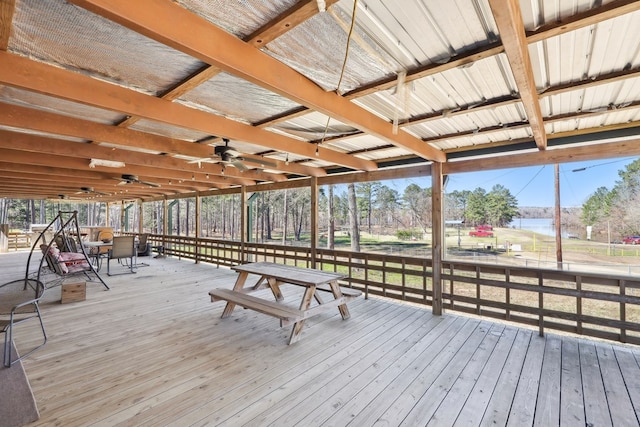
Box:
120;200;125;233
241;186;247;263
310;176;318;269
162;197;168;255
195;192;201;264
431;161;443;315
105;201;110;232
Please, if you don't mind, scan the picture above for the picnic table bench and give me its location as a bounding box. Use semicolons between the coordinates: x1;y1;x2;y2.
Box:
209;262;362;344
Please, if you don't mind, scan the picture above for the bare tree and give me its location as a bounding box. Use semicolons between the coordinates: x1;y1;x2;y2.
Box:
327;185;335;249
348;183;360;252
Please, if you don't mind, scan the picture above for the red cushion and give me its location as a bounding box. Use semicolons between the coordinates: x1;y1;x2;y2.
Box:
59;252;90;270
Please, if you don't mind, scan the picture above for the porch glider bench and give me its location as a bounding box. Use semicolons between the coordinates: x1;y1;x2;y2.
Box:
209;262;362;344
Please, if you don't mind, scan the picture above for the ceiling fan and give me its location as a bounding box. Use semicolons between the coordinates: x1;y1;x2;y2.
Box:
50;193;84;201
75;186;109;196
114;174;161;188
192;139;278;171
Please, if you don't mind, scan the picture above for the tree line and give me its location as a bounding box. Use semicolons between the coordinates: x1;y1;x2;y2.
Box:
0;181;521;243
581;159;640;240
5;161;639;246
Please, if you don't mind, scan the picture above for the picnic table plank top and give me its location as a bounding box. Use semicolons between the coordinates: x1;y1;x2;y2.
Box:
232;262;346;286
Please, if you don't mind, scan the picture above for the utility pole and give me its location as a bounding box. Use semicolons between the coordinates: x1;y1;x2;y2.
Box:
555;163;563;269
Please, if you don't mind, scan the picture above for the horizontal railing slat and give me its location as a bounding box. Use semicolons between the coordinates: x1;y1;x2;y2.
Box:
139;233;640;345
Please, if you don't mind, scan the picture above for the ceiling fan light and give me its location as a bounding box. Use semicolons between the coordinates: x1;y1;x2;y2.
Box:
89;158;125;168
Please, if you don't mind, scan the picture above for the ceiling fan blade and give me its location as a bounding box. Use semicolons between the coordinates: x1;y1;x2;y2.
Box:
187;157;216;164
53;194;80;201
229;159;248;171
138;180;161;188
112;177;128;185
240;156;278;168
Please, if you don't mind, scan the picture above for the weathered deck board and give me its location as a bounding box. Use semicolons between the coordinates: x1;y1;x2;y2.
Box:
559;337;586;426
534;335;562;426
0;251;639;426
580;340;613;426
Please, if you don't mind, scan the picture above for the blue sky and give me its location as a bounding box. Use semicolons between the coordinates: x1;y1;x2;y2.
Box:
443;157;639;207
330;156;639;208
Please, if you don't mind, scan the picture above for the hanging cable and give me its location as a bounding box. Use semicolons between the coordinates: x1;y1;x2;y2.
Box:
317;0;359;155
514;165;546;198
571;157;636;172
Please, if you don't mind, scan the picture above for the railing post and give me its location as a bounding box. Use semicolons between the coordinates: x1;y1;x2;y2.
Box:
538;272;544;337
476;266;481;315
0;224;8;253
576;276;582;335
620;279;626;343
505;269;511;320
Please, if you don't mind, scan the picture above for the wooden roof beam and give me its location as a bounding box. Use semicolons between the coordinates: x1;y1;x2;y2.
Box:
0;127;275;185
68;0;443;163
0;0;15;51
0;145;255;186
120;0;337;122
0;180;166;200
203;0;640;151
0;52;374;172
489;0;547;150
0;102;326;177
444;137;640;175
346;0;640;98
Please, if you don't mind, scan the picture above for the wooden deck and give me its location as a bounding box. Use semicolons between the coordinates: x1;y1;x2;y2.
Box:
2;251;640;426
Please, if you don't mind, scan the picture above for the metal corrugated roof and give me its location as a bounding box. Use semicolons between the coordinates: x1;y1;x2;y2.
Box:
1;0;640;201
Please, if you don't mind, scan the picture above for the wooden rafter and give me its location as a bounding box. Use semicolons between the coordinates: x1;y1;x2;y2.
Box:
0;102;326;177
444;137;640;175
0;0;15;51
488;0;546;150
0;52;375;173
204;0;640;156
0;147;250;187
0;129;283;184
67;0;445;163
346;0;640;99
116;0;338;129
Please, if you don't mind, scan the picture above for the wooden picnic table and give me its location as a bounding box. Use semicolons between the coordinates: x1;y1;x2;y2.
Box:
209;262;362;344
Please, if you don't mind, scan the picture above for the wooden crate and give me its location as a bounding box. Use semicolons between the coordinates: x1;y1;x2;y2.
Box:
61;280;86;304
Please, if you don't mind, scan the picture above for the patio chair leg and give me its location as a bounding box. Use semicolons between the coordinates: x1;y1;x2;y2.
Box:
3;329;11;368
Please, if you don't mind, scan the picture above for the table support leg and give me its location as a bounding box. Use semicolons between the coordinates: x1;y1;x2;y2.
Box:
267;277;284;301
329;281;350;319
288;285;316;344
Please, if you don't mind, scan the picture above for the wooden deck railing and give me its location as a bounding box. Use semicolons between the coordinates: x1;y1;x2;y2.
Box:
6;231;32;251
145;233;640;345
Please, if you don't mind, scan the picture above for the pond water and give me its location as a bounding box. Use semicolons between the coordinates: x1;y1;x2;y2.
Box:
509;218;557;237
